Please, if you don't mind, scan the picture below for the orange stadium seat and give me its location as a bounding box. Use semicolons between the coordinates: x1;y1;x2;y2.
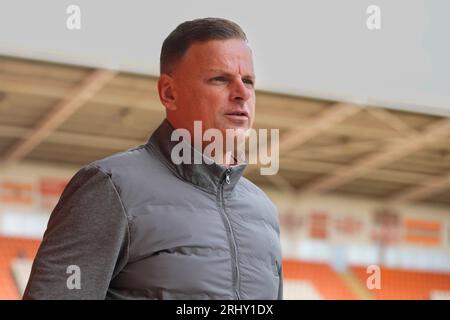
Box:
0;236;40;300
283;259;358;299
351;265;450;300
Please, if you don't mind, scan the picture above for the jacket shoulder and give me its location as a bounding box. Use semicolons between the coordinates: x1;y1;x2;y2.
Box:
89;144;158;176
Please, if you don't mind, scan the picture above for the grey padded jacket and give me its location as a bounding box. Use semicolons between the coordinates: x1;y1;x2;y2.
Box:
23;119;283;300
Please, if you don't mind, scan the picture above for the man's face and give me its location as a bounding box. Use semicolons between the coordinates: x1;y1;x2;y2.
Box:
162;39;256;140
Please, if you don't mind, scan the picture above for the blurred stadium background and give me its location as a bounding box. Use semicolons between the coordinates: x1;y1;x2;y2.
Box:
1;1;450;300
1;56;450;300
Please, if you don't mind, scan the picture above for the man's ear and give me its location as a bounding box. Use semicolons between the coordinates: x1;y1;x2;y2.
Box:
158;74;177;111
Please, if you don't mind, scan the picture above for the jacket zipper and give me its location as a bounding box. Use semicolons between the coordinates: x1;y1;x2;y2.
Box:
217;168;241;299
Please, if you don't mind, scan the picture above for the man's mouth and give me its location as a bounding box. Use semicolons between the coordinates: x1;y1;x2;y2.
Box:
224;111;249;119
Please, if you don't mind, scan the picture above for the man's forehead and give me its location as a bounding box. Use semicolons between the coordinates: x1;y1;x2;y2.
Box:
187;40;252;62
198;44;253;71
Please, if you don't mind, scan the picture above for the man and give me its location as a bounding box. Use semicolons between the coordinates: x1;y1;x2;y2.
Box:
24;17;283;300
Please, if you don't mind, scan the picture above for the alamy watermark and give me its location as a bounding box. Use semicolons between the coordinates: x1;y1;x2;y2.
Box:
66;264;81;290
366;5;381;30
366;264;381;290
170;121;279;175
66;5;81;30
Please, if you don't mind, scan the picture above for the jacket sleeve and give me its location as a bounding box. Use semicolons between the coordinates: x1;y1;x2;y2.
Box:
23;164;129;300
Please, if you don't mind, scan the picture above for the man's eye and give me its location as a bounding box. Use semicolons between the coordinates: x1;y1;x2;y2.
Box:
212;76;227;82
243;79;254;86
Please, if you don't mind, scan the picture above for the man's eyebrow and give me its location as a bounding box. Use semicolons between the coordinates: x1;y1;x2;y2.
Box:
206;69;255;79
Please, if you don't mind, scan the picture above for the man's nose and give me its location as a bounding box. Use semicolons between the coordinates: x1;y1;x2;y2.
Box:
230;78;251;102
